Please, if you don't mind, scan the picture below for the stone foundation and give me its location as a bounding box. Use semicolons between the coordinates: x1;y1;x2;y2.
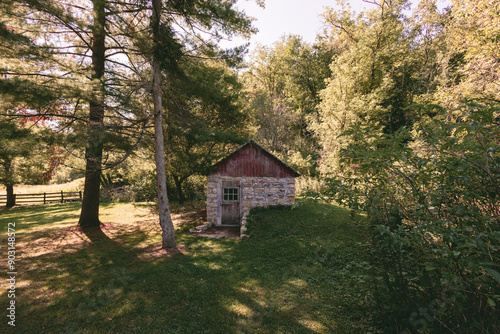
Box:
206;175;295;236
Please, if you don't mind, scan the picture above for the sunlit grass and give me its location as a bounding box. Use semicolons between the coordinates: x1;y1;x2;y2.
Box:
1;178;85;195
0;202;157;234
0;200;381;333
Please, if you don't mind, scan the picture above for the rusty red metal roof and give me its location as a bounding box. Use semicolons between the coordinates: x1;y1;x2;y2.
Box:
209;140;300;178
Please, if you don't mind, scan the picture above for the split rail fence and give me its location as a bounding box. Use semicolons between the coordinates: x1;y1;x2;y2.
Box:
0;191;82;206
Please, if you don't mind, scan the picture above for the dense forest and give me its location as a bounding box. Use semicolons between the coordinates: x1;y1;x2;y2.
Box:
1;0;498;332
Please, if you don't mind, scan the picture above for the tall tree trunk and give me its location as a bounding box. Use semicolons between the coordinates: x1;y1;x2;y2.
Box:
4;159;15;208
173;175;185;204
152;0;176;248
6;185;15;208
78;0;106;228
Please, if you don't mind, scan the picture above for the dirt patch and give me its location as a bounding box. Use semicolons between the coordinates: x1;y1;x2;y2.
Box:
140;245;188;259
171;208;206;230
192;226;240;239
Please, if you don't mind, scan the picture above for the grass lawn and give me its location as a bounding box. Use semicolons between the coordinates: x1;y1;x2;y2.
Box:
1;178;85;196
0;200;380;333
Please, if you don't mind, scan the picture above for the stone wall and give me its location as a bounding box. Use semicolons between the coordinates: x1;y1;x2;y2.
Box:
206;175;295;235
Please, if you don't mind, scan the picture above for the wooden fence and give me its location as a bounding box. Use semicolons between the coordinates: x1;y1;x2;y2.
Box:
0;191;82;206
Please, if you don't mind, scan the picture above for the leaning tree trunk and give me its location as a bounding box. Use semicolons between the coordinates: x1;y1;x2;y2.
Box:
78;0;106;228
152;0;176;248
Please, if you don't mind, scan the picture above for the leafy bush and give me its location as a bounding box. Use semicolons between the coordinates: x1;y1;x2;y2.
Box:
325;102;499;333
98;160;207;204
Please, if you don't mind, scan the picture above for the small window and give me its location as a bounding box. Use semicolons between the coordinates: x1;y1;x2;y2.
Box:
223;188;239;201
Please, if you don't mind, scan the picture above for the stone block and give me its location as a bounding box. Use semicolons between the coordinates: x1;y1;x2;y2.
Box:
269;198;278;205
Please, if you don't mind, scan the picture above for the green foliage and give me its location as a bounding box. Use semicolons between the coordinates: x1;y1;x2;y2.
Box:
162;58;249;203
325;101;500;333
100;173;115;189
243;35;330;175
313;0;417;173
0;118;57;188
439;0;500;104
97;156;207;204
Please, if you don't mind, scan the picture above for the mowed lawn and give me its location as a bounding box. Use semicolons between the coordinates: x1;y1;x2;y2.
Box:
0;201;380;333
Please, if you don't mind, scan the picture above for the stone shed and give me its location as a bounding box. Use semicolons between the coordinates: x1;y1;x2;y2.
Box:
206;140;299;233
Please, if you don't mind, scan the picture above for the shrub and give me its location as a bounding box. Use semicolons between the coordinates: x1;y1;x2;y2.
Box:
326;101;500;333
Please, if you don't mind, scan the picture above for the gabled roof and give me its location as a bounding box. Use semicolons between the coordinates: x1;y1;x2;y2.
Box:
209;140;300;178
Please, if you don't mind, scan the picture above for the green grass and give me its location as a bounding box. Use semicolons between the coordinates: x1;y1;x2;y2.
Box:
0;200;381;333
0;202;156;234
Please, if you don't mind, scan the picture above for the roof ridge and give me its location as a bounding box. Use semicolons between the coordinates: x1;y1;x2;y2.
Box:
209;140;300;177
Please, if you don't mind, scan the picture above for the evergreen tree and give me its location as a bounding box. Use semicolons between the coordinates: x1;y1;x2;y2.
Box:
0;120;36;207
0;4;63;207
78;0;108;227
164;58;248;204
121;0;258;247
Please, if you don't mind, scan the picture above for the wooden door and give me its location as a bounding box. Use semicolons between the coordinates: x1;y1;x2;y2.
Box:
221;181;240;225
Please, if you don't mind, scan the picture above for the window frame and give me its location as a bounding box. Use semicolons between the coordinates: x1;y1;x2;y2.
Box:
223;187;239;202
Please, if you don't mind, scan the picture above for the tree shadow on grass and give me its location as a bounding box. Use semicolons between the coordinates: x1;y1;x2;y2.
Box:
1;203;376;334
79;224;121;245
0;203;81;233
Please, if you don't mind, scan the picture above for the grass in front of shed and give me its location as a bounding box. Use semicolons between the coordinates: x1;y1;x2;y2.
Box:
0;202;157;234
0;200;380;333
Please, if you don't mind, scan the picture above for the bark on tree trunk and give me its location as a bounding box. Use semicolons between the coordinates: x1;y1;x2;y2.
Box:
4;159;15;208
6;185;15;208
152;0;176;248
173;175;185;204
78;0;106;228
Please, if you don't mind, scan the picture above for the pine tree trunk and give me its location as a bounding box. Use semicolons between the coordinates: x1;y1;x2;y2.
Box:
6;185;15;208
4;159;15;208
78;0;106;228
152;0;176;248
